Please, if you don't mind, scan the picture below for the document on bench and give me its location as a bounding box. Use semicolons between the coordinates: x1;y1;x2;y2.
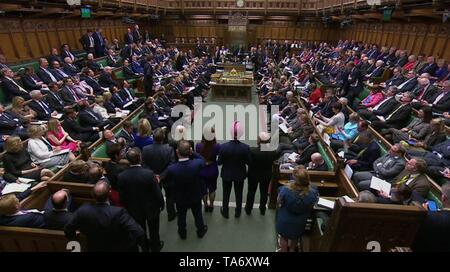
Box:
2;183;31;195
30;121;47;125
370;176;391;193
279;123;288;133
317;198;335;209
343;195;355;203
288;152;299;161
338;151;345;158
158;115;169;120
376;115;385;122
344;164;353;178
54;113;63;119
123;101;134;109
18;177;35;184
52;149;70;157
322;133;331;146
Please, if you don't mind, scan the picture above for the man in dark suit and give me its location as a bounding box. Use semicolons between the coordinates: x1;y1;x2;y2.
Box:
106;49;121;67
132;25;142;44
358;87;399;121
118;148;164;252
21;67;48;92
218;121;250;218
382;67;404;89
36;58;63;86
80;68;105;95
49;61;70;81
429;80;450;113
413;183;450;252
344;61;364;106
418;56;437;76
166;140;208;240
79;30;95;54
124;28;134;45
143;56;154;97
116;120;135;148
93;28;106;58
61;44;76;63
28;90;57;121
142;128;176;220
62;107;100;143
411;77;438;108
98;67;118;89
345;132;381;172
0;68;31;102
60;78;82;106
45;83;67;112
396;71;418;93
371;92;413;130
78;100;111;129
0;103;27;138
0;194;45;228
62;57;80;77
65;181;147;252
245;132;280;216
43;189;74;230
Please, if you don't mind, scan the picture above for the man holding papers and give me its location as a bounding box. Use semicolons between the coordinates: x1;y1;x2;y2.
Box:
352;144;406;191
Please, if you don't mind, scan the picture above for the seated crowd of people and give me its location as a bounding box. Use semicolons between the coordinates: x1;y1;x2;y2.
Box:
0;33;449;252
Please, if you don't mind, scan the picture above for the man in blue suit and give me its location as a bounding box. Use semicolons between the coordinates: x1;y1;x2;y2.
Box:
413;183;450;252
65;181;146;252
166;140;208;240
218;121;251;218
0;194;45;228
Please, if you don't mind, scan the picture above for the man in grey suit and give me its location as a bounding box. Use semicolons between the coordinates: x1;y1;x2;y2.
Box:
353;144;406;191
142;128;177;221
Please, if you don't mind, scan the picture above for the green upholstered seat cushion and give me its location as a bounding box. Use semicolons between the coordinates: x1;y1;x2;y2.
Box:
427;191;443;209
0;86;7;104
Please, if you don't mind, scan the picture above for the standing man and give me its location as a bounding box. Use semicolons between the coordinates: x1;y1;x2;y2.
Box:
93;28;106;58
245;132;280;215
79;30;95;55
64;181;146;252
117;148;165;252
132;25;142;44
143;55;154;97
142;128;177;221
166;140;208;240
218;121;250;218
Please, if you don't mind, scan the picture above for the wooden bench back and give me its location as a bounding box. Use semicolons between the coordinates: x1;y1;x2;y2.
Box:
316;198;426;252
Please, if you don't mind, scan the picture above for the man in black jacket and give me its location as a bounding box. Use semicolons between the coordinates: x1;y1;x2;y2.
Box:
0;68;31;102
62;107;100;143
44;189;74;230
118;148;164;252
142;128;176;221
245;132;280;215
371;92;413;130
45;83;67;113
98;66;118;89
65;181;146;252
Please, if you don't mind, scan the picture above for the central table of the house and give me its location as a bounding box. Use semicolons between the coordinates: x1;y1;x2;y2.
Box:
210;63;253;103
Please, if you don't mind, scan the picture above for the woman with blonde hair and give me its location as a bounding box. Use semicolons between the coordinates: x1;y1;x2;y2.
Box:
276;166;319;252
47;118;79;152
92;96;109;120
11;96;37;122
27;125;75;168
2;136;54;183
133;118;153;149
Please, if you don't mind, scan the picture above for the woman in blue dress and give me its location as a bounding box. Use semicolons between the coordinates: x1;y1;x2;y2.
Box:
195;127;221;213
276;166;319;252
133;118;153;149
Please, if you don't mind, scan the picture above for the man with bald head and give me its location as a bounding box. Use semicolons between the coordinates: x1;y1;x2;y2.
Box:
306;153;328;171
44;189;74;230
65;181;146;252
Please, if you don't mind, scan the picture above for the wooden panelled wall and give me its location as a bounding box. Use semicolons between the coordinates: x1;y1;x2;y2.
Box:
151;20;340;45
0;19;129;63
341;23;450;61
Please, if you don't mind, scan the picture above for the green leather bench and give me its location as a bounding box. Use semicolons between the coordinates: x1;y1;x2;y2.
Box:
318;142;335;172
0;86;7;104
353;87;371;105
114;70;137;85
10;61;40;73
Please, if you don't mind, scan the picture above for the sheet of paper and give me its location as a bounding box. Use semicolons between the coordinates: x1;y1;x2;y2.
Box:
52;148;70;156
318;198;335;209
55;113;63;119
343;195;355;203
344;164;353;179
30;121;47;125
288;152;299;161
279;123;288;133
17;177;35;184
123;101;133;109
323;133;331;146
370;176;391;193
338;151;345;158
2;183;31;195
376;116;385;122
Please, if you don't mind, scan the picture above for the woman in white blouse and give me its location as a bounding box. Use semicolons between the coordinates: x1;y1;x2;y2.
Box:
314;102;345;134
27;125;75;169
92;96;110;120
